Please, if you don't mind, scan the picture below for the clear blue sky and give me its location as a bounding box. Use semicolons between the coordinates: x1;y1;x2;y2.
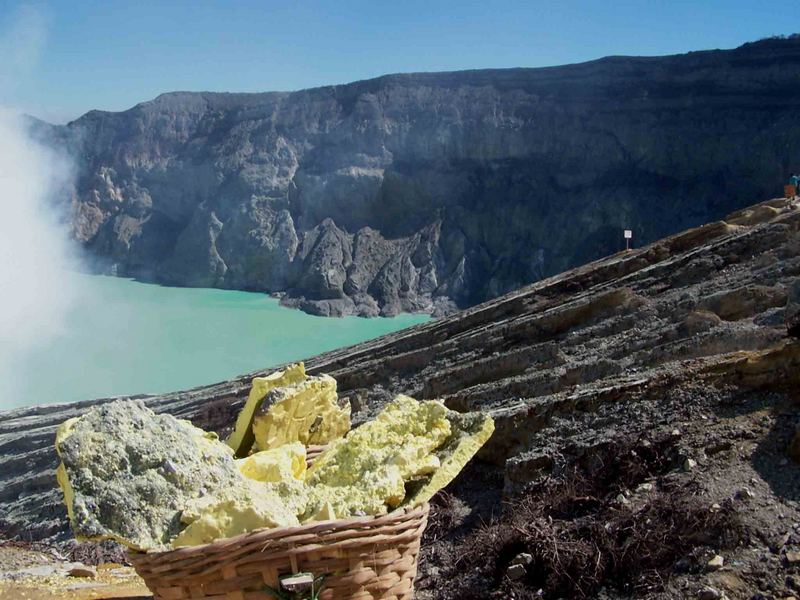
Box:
1;0;797;123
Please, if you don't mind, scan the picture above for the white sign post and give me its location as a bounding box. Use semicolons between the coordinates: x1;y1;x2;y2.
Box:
624;229;633;251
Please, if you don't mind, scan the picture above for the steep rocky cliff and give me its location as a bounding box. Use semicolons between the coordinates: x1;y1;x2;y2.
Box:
38;36;800;315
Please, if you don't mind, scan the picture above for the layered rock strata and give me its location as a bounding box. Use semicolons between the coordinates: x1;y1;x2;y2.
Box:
1;196;799;543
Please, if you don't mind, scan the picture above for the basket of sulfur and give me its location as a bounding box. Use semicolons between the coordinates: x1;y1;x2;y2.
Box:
54;363;494;600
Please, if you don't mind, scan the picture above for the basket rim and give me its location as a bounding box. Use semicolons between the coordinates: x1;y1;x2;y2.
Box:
129;502;429;559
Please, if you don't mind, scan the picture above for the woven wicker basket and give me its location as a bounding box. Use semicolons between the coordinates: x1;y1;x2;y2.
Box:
128;444;430;599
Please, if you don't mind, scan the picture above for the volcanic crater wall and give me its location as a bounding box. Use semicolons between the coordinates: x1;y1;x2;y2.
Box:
39;37;800;316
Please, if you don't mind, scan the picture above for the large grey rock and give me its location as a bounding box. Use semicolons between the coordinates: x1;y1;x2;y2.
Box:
55;400;242;550
30;36;800;316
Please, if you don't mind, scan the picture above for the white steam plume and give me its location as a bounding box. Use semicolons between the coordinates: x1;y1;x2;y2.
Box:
0;7;79;406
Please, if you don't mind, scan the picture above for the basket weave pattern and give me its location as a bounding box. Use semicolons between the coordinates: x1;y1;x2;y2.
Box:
128;443;429;600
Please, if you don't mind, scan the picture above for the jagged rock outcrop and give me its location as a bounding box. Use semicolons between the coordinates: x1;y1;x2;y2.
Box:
32;37;800;315
2;195;799;545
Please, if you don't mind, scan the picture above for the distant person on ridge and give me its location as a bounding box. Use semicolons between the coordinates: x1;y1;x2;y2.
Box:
791;174;800;199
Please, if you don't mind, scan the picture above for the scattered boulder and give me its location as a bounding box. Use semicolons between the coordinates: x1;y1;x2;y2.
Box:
697;586;722;600
511;553;533;566
67;566;97;578
787;574;800;591
507;563;526;580
707;554;725;571
683;311;723;335
786;551;800;566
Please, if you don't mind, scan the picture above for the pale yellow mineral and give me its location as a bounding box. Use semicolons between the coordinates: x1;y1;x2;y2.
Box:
226;363;306;457
54;418;79;525
171;480;300;548
251;374;350;452
236;442;307;483
302;395;451;520
403;409;495;507
304;466;406;521
235;443;309;517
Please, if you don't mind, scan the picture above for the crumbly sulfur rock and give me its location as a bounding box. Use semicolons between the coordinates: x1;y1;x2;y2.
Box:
226;363;307;457
236;442;307;483
235;443;309;517
403;408;495;507
56;389;493;548
302;395;451;520
251;374;350;452
55;400;246;551
171;479;300;547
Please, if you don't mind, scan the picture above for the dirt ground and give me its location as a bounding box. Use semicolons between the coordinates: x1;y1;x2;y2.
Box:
414;383;800;600
0;545;150;599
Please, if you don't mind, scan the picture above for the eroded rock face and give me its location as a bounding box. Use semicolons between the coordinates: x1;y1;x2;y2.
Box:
55;400;245;550
32;37;800;316
787;278;800;337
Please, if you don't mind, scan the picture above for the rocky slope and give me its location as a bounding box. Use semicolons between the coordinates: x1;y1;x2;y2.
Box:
35;36;800;315
1;196;799;597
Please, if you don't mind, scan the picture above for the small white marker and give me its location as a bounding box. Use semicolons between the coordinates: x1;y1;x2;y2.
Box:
624;229;633;251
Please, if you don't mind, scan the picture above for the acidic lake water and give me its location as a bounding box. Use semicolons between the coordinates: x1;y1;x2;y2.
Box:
2;275;428;410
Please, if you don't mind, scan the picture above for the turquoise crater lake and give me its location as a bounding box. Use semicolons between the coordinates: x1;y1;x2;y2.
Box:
2;274;428;410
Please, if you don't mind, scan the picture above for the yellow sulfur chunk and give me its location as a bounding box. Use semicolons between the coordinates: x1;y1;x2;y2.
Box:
304;465;406;520
252;375;350;452
226;363;306;458
236;443;309;518
236;442;307;483
302;395;451;520
54;418;79;525
306;501;337;522
171;479;299;548
403;409;495;507
263;478;309;517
